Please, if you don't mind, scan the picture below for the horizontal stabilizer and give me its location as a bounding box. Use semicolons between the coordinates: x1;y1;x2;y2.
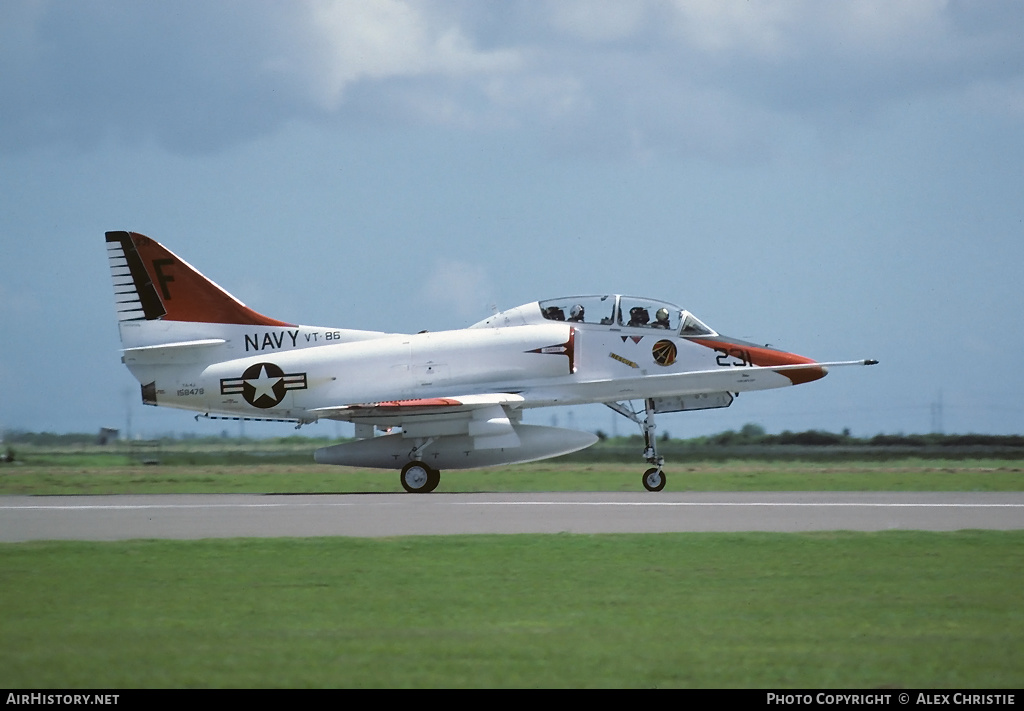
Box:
121;338;227;365
122;339;227;352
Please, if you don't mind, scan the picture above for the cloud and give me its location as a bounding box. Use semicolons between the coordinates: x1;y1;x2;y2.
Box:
0;0;520;153
306;0;520;110
1;0;1021;159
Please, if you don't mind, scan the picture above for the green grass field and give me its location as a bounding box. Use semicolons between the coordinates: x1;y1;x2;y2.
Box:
2;532;1022;688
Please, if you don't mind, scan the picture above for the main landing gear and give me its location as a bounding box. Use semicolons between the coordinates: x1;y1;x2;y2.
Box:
400;461;440;493
606;398;667;492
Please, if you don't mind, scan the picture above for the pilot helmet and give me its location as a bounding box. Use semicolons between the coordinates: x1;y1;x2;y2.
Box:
656;308;670;323
570;304;584;319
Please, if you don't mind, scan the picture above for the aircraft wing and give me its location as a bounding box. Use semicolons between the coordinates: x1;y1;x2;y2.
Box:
309;393;527;449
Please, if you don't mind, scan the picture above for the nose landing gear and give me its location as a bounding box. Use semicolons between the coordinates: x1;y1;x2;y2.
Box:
607;398;667;492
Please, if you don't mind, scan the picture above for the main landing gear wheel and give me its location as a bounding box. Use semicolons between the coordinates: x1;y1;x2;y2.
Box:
642;467;666;492
400;461;440;493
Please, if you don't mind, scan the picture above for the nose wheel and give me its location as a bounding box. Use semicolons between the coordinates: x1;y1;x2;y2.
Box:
642;467;666;492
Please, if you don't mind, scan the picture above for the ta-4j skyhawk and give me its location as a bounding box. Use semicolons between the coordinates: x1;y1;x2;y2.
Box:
107;231;876;492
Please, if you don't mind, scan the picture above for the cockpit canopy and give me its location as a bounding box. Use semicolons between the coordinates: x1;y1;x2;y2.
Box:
472;295;717;337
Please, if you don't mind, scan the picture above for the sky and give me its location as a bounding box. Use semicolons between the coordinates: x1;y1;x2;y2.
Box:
1;0;1022;441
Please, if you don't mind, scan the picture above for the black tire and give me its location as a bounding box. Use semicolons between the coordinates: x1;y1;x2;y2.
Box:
401;461;434;493
642;467;666;492
425;467;440;493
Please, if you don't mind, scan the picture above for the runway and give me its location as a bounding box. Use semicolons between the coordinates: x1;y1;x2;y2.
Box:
2;492;1023;541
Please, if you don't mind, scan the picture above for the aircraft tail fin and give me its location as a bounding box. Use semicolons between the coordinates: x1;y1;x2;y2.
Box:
105;231;292;327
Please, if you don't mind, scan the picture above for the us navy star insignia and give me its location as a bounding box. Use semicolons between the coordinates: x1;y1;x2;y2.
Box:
220;362;307;408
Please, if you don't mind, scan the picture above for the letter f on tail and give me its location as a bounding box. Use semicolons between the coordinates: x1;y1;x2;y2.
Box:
105;231;292;326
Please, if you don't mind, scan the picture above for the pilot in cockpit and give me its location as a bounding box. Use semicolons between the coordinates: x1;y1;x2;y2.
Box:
652;308;671;329
627;307;650;327
542;306;565;321
568;304;585;322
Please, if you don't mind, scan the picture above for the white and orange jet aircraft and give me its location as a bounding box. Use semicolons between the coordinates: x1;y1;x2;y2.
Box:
107;231;876;492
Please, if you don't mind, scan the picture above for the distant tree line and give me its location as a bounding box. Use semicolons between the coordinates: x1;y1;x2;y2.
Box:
596;423;1024;448
5;426;1024;449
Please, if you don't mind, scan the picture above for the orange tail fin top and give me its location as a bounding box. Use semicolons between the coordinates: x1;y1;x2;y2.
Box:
106;231;293;327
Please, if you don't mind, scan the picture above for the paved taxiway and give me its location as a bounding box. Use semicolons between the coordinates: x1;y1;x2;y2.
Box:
2;492;1022;541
